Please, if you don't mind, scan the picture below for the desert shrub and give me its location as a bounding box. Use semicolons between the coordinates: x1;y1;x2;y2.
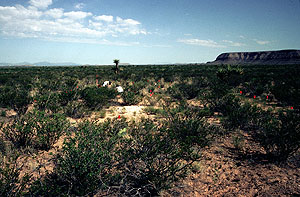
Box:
122;90;141;105
143;107;167;116
0;139;30;196
2;110;69;151
167;85;183;100
63;101;86;118
64;78;78;90
110;115;212;196
175;83;201;100
81;86;116;109
28;120;121;196
59;89;78;106
219;96;264;130
0;111;5;117
232;133;245;151
216;65;243;87
0;86;31;114
0;157;31;196
166;103;217;147
128;81;146;93
35;92;61;113
254;110;300;161
200;65;243;111
271;80;300;108
29;112;215;196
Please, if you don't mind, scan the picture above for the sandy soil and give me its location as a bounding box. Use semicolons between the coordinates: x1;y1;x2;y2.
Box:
165;130;300;196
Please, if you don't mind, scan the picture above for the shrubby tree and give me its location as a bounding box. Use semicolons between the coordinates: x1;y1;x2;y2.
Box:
114;59;120;74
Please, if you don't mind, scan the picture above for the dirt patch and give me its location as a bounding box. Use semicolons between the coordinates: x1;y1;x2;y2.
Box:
165;130;300;196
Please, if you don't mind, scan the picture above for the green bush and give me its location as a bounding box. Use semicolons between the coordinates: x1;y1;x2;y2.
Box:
35;92;61;113
0;111;6;117
0;158;31;196
254;110;300;161
219;96;264;131
0;139;30;196
0;86;31;114
167;85;183;100
29;112;215;196
63;101;86;118
176;83;201;100
166;103;216;147
81;86;116;109
216;65;243;87
200;65;243;111
28;120;120;196
59;89;78;106
271;80;300;108
2;110;69;151
122;90;141;105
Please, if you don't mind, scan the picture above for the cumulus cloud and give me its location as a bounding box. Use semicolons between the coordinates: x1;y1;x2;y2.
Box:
64;11;92;20
253;39;270;45
94;15;113;23
0;0;147;45
45;8;64;18
29;0;52;9
178;39;225;48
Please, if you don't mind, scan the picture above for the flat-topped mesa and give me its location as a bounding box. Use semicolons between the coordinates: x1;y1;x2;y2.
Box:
210;49;300;65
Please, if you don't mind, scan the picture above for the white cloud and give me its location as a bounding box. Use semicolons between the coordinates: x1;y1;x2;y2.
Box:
74;3;85;10
178;39;225;48
239;35;245;39
253;39;270;45
94;15;113;23
0;0;147;44
116;17;141;26
45;8;64;18
222;40;245;47
184;33;192;36
64;11;92;20
45;36;140;46
29;0;52;9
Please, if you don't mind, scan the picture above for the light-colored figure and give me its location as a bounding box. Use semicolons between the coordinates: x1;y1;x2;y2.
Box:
102;81;111;87
116;86;124;93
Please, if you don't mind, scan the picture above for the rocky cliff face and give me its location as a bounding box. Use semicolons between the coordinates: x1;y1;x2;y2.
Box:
209;49;300;65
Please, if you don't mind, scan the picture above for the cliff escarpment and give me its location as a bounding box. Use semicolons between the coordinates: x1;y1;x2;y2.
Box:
209;49;300;65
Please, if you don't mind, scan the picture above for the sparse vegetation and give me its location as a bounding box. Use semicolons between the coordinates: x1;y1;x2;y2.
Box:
0;64;299;196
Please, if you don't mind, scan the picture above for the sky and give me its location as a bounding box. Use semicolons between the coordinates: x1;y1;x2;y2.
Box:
0;0;300;65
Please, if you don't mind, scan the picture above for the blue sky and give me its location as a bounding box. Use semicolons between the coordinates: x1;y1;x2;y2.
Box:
0;0;300;64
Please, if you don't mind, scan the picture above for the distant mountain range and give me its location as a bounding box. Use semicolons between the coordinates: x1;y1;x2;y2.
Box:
0;61;80;66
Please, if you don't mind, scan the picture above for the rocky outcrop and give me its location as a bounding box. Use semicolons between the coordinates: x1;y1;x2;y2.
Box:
209;49;300;65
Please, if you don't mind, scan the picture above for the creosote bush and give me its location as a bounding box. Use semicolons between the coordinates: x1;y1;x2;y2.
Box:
0;139;31;196
122;90;141;105
81;86;117;109
219;96;300;161
2;110;69;151
28;105;215;196
0;86;31;114
35;92;61;113
219;95;265;131
255;110;300;161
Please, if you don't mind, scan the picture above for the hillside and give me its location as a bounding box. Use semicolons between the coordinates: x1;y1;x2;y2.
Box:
208;49;300;65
